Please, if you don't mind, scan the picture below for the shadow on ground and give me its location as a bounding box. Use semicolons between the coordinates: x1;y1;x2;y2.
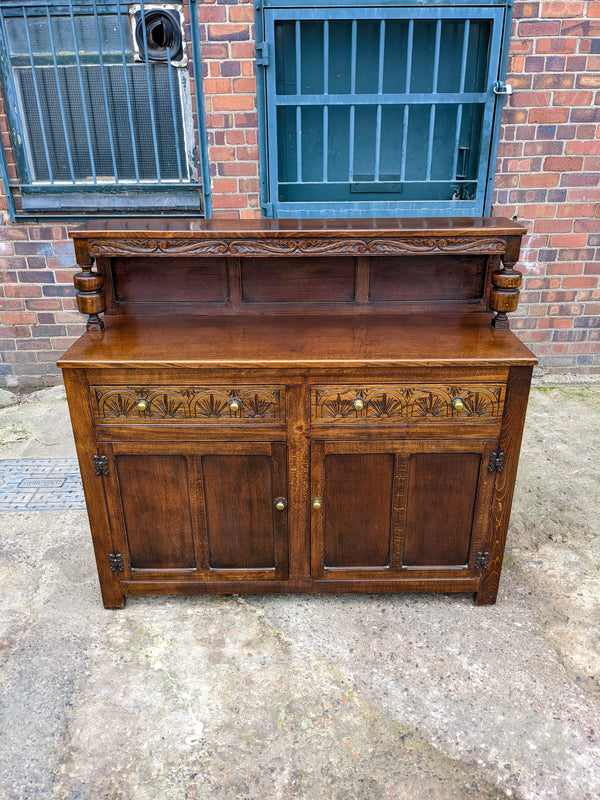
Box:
0;383;598;800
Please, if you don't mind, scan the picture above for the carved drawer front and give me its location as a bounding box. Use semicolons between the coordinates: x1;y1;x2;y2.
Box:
92;385;284;424
311;384;505;424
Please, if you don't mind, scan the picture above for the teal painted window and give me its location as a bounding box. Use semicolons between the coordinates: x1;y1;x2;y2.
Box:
0;1;211;221
257;2;512;218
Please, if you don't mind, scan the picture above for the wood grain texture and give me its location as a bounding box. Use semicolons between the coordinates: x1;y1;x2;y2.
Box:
312;383;505;424
112;256;228;305
58;314;536;370
202;454;276;569
241;257;355;302
62;369;125;608
70;219;527;323
60;218;534;606
70;216;527;243
403;452;480;567
323;453;394;568
115;454;196;570
92;384;284;423
475;365;534;605
369;255;487;302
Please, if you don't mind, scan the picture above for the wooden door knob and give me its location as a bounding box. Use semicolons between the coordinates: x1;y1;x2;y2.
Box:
452;397;465;411
311;498;322;510
274;497;287;511
136;398;149;411
352;398;365;411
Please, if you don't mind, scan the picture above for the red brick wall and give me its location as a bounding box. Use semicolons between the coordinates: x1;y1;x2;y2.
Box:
491;0;600;369
200;0;261;218
0;0;598;388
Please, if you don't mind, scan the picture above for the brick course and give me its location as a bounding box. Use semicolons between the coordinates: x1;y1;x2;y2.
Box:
0;0;598;387
492;0;600;371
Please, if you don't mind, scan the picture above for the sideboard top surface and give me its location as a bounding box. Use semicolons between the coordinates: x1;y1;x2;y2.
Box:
58;313;537;369
71;217;526;239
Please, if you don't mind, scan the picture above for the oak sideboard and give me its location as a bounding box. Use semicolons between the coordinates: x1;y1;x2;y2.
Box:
58;218;536;608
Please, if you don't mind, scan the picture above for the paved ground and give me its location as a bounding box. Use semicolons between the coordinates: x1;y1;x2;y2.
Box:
0;381;598;800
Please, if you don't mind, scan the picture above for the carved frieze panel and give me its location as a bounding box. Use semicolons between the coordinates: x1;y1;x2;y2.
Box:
312;384;505;423
93;386;283;423
86;235;506;258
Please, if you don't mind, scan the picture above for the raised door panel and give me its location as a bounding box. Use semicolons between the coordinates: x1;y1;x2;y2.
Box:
403;452;480;566
115;453;196;570
202;453;277;569
311;439;496;580
323;452;394;568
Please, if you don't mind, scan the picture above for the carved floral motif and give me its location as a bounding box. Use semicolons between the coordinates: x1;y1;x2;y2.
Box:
87;236;506;258
313;385;504;422
93;386;283;422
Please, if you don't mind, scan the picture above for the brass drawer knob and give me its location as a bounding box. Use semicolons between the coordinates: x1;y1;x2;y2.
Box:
136;398;149;412
311;497;322;510
228;398;241;412
452;397;465;411
274;497;287;511
352;397;365;411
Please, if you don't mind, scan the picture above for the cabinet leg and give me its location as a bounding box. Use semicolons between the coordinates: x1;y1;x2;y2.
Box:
99;579;126;609
473;587;498;606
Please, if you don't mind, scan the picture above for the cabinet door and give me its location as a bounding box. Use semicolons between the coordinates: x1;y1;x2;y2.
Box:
310;439;496;580
102;441;288;581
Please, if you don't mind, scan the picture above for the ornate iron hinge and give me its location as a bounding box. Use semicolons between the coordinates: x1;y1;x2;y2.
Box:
93;454;109;476
488;450;505;473
475;551;491;571
108;552;124;574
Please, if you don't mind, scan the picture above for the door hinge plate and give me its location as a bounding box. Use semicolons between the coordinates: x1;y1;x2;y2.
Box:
488;450;505;473
475;550;491;571
256;41;270;66
93;454;109;476
109;552;125;574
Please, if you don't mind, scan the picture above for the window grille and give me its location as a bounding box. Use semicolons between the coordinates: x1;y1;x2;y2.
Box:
256;0;513;218
0;0;211;220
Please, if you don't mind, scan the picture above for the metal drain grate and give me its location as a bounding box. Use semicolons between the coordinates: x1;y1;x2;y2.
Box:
0;459;85;512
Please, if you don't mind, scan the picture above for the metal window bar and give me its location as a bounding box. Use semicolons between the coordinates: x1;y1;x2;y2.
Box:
0;0;210;220
21;6;53;183
92;0;119;181
295;19;301;182
348;18;356;182
400;18;413;183
138;0;161;182
425;19;442;181
166;45;183;182
45;7;75;183
261;4;508;219
115;0;140;182
68;0;97;182
322;18;328;182
451;20;470;183
373;19;385;182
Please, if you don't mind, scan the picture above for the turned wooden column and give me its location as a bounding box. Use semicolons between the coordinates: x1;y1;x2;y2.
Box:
489;234;523;329
72;239;105;332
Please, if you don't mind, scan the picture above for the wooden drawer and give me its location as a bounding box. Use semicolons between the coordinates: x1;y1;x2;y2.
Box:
311;383;505;424
92;384;284;424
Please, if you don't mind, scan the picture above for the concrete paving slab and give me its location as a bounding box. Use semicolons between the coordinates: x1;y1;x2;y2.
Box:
0;384;598;800
0;386;76;460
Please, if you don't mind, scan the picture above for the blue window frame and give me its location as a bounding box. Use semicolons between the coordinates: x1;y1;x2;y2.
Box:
256;0;513;218
0;0;211;221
